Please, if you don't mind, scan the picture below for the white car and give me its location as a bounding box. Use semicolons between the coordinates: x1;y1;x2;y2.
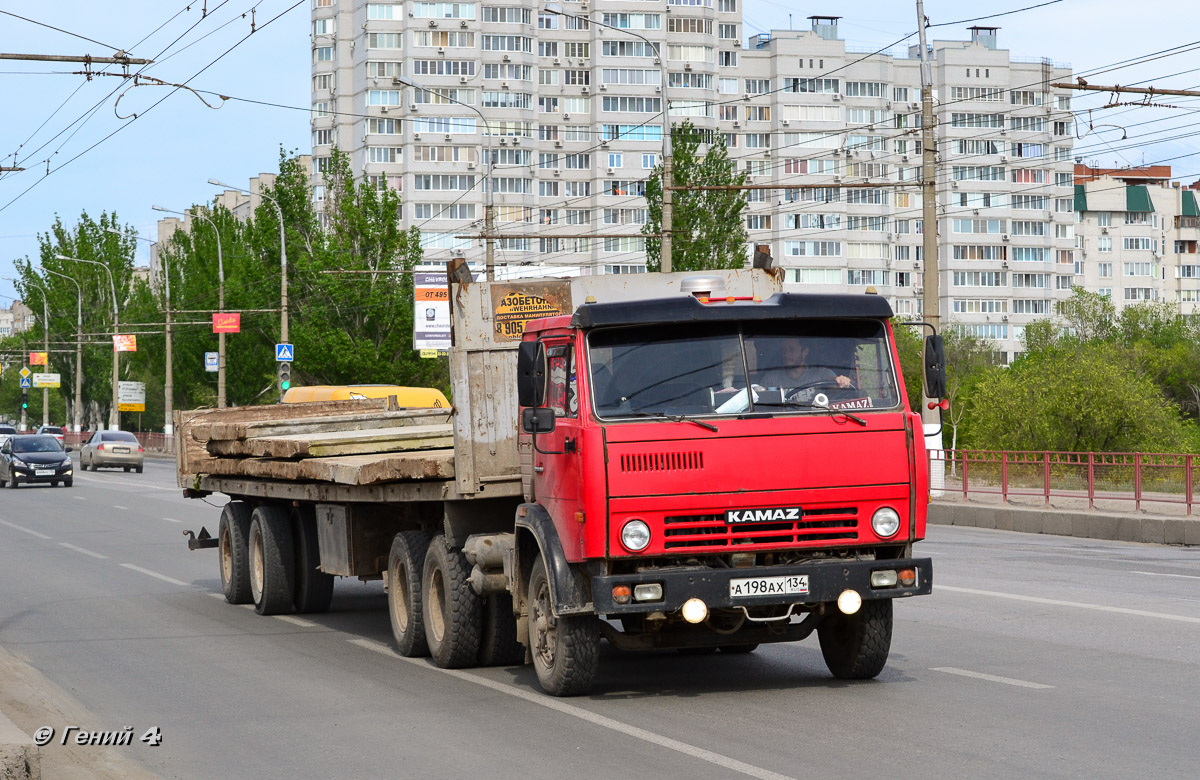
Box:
36;425;65;444
0;425;16;448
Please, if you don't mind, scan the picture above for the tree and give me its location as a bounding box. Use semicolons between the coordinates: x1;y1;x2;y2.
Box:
941;330;998;456
1057;288;1116;342
643;121;749;271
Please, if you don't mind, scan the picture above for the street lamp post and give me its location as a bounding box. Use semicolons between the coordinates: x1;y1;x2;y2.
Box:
42;267;83;433
57;255;120;430
154;205;226;407
110;228;172;435
208;178;287;346
5;276;50;427
544;3;673;272
395;77;496;280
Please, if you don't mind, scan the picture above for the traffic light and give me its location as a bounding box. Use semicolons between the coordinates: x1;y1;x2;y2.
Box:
278;362;292;392
21;390;28;410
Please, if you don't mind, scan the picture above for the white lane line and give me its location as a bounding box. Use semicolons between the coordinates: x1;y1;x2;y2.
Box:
119;564;188;587
75;474;178;491
1131;570;1200;581
208;593;225;600
58;542;107;559
162;517;183;524
932;667;1053;690
349;638;794;780
0;519;52;540
938;584;1200;625
112;505;129;510
274;615;317;628
72;496;86;501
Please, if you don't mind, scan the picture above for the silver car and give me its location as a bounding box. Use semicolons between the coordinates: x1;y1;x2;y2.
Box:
80;431;145;472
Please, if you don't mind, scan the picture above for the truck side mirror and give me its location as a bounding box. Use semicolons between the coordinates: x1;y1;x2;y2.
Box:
924;334;947;399
516;341;547;408
521;407;557;434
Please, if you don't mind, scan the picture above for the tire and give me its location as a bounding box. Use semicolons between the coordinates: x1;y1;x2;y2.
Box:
387;531;431;657
478;593;525;667
818;599;893;680
421;535;481;668
219;502;254;605
124;466;131;473
718;644;759;654
292;508;335;614
528;556;600;696
135;465;143;474
63;478;73;488
7;475;17;489
248;505;295;616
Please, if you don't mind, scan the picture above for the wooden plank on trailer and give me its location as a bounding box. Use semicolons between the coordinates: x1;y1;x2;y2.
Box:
205;408;451;442
298;450;456;485
222;424;455;459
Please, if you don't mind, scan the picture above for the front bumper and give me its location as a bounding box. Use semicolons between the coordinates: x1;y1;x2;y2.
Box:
12;463;73;483
592;556;932;614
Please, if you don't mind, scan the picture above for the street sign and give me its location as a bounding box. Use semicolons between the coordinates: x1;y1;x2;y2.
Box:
19;377;32;389
19;367;31;379
205;352;219;372
32;373;61;389
118;381;146;412
275;343;294;362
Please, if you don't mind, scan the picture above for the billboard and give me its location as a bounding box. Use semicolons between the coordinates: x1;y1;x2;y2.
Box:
212;313;241;333
29;351;48;365
113;335;137;352
118;381;146;412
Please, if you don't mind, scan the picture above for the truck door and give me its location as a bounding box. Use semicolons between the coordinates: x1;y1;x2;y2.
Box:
534;341;584;559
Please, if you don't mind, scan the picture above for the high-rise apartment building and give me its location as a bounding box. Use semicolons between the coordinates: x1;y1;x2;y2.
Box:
1073;164;1200;317
311;4;1075;359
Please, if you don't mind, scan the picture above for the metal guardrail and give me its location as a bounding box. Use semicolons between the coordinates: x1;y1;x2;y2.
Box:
930;449;1195;515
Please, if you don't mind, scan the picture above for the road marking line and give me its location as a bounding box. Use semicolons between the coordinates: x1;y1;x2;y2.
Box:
75;475;177;491
72;496;86;501
348;638;794;780
274;615;317;628
0;519;52;540
119;564;188;587
1130;570;1200;581
112;505;128;510
932;667;1053;689
58;542;107;559
938;584;1200;625
208;593;225;600
162;517;183;524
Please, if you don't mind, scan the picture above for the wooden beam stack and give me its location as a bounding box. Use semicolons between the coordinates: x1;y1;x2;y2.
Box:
175;400;456;487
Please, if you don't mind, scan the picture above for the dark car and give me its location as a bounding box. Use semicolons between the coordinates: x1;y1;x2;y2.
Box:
0;435;74;488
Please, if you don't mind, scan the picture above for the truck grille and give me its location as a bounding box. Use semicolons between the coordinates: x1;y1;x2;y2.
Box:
662;507;859;550
619;451;704;473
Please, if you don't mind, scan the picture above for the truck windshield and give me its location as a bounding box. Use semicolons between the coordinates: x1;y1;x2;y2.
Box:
587;319;900;419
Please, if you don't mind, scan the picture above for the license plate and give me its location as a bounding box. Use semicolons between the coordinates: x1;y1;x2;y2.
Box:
112;447;130;453
726;506;802;524
35;468;55;476
729;575;809;598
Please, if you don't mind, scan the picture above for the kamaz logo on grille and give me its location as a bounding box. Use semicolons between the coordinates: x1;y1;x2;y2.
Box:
726;507;802;524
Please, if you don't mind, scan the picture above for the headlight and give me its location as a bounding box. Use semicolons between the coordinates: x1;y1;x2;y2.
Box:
872;507;901;538
620;519;651;552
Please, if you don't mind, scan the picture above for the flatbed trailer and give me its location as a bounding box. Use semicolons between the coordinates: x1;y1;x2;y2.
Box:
180;269;937;695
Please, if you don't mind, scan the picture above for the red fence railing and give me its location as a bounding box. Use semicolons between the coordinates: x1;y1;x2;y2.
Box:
25;431;177;455
929;449;1195;515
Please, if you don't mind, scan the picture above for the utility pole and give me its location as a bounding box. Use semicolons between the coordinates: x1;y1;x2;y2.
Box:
916;0;941;428
43;268;82;433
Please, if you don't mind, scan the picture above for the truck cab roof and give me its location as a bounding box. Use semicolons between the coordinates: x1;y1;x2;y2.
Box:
570;292;894;330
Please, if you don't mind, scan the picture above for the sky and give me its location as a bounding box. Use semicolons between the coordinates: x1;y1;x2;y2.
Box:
3;0;1200;307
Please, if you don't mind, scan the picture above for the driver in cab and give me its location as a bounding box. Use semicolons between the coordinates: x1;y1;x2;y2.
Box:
755;339;853;404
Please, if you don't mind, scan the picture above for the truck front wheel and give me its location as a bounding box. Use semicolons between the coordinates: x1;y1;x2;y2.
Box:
818;599;892;680
248;506;295;616
219;502;253;604
421;535;481;668
388;531;431;657
528;556;599;696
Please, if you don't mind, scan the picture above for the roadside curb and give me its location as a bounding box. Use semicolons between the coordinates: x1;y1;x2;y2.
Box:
929;502;1200;546
0;708;38;780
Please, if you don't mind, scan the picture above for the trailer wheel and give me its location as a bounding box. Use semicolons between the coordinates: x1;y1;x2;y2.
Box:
388;531;431;657
219;502;253;604
818;599;892;680
293;507;335;614
477;593;525;667
248;506;295;616
421;535;481;668
528;556;599;696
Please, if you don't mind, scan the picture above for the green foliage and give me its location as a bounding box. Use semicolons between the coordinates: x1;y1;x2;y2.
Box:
643;121;749;271
892;323;924;414
1057;288;1116;342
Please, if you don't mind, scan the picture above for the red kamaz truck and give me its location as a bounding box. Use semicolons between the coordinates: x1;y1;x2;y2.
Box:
180;270;938;696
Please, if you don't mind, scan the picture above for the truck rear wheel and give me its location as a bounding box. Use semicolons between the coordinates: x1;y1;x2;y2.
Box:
388;531;431;657
219;502;253;604
478;593;525;667
248;506;295;616
292;508;335;614
818;599;892;680
528;556;599;696
421;535;481;668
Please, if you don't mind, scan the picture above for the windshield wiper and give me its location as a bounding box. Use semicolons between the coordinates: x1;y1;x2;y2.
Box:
623;412;719;432
754;400;868;427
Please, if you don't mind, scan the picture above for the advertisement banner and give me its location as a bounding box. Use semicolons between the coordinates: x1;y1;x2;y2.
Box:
118;381;146;412
212;312;241;333
489;281;572;342
29;352;48;366
113;335;137;352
